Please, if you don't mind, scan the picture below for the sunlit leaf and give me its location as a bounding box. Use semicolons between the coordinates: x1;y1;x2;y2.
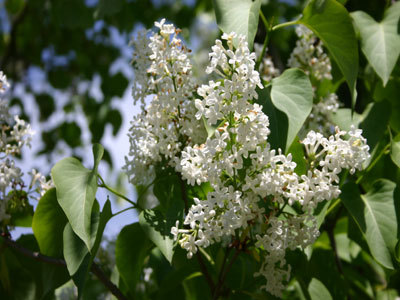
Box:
352;3;400;85
52;144;104;251
213;0;261;49
270;68;313;152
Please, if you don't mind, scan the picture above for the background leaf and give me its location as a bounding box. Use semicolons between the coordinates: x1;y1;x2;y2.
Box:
115;223;152;296
351;3;400;85
308;278;333;300
300;0;358;107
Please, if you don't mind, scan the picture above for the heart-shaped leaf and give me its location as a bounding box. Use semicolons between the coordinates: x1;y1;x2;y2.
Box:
341;180;398;269
352;3;400;86
270;68;313;152
52;144;104;251
213;0;261;49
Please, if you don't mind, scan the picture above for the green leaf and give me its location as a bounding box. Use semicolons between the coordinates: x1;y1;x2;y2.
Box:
257;86;288;151
330;108;362;132
377;289;399;300
308;278;333;300
300;0;358;108
115;223;152;295
360;100;391;152
341;180;398;269
287;136;307;175
5;0;24;15
395;240;400;263
52;144;104;251
351;3;400;86
32;188;68;257
139;209;175;263
212;0;261;49
390;136;400;168
94;0;123;18
270;68;313;152
63;222;93;277
63;200;112;298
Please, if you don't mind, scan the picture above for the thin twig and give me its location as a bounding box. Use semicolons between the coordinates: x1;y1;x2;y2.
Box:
196;251;216;294
0;235;128;300
213;248;241;299
213;247;231;299
255;10;271;72
98;174;143;211
271;19;300;31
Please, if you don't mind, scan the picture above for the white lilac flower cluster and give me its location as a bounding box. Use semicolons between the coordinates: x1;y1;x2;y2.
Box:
288;25;339;135
125;20;370;297
0;72;52;223
124;19;206;186
168;34;370;297
288;25;332;81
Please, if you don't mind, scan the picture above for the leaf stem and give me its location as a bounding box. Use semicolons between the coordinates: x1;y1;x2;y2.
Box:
98;175;143;211
272;19;300;31
326;198;341;217
213;247;241;299
214;247;231;299
196;251;216;294
255;11;272;72
111;206;135;218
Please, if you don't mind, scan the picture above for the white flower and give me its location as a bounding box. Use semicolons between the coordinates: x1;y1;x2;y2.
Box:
124;20;206;185
0;71;10;94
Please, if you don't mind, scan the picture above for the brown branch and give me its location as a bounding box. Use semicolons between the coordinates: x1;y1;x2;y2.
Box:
0;235;128;300
213;247;240;300
196;251;216;294
214;247;231;297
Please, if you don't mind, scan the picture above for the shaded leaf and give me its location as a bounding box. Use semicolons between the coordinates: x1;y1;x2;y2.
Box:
32;188;68;257
390;135;400;168
115;223;152;296
139;209;175;263
300;0;358;107
341;180;398;269
63;200;112;298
